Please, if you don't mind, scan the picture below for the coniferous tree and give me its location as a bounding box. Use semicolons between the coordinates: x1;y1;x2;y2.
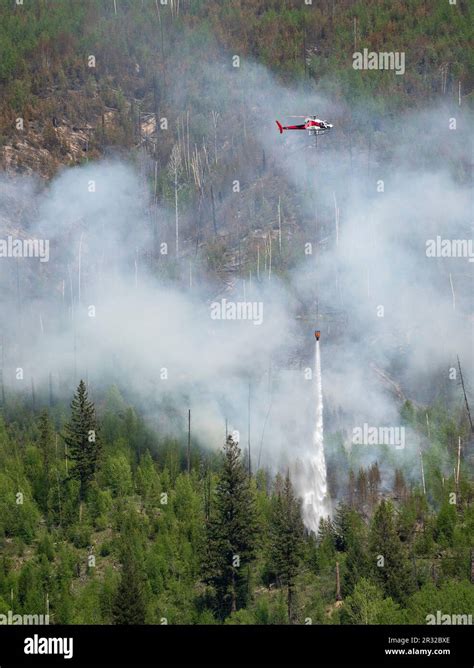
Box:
112;512;147;624
316;516;336;572
112;546;147;624
318;517;336;545
334;502;360;552
343;538;370;598
63;380;100;500
369;500;415;603
334;503;369;596
203;435;257;619
269;472;305;622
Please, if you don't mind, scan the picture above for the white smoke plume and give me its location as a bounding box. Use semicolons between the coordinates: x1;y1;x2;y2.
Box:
0;57;472;529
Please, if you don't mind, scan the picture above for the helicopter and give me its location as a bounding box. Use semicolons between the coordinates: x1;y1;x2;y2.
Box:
276;115;333;136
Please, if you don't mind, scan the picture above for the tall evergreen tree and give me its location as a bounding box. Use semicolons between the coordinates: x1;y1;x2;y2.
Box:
342;509;370;598
343;538;370;598
112;546;147;624
369;499;414;603
334;502;363;552
316;516;336;572
334;504;369;596
269;472;304;622
203;435;257;619
112;512;147;624
63;380;100;500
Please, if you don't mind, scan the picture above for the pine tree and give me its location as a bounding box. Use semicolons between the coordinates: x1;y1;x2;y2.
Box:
112;546;147;624
203;435;257;619
318;516;336;545
369;499;414;603
343;537;370;597
112;512;147;624
316;516;336;572
269;472;305;622
334;502;356;552
63;380;100;500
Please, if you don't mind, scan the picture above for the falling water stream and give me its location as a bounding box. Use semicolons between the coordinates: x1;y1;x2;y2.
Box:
302;340;331;533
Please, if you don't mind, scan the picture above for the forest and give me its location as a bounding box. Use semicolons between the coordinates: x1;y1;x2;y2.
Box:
0;380;472;624
0;0;473;629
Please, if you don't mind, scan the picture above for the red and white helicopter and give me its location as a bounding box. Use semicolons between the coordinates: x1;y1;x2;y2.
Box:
276;115;333;136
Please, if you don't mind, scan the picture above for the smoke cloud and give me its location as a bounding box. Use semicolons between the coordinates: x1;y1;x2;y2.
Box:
0;56;471;523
